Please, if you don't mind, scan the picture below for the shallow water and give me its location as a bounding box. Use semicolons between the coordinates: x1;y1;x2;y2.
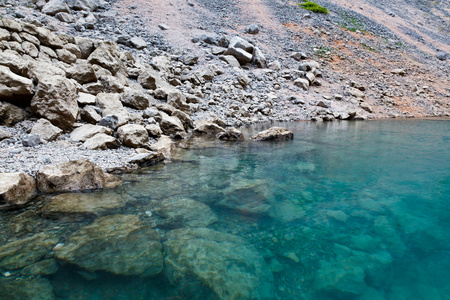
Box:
1;119;450;299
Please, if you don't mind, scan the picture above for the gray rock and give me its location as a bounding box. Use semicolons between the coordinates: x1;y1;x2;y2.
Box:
294;78;309;90
80;105;102;124
75;36;95;59
217;127;244;141
145;123;163;138
121;86;149;110
158;24;169;30
0;128;11;140
23;61;66;83
317;100;331;108
245;24;260;34
223;47;252;65
22;134;41;147
160;112;185;135
77;92;97;105
268;60;282;70
436;51;448;60
55;214;163;276
182;55;198;66
129;37;147;49
290;52;307;61
31;118;63;141
98;114;118;130
163;228;274;299
117;124;149;148
87;41;124;75
67;62;97;84
149;135;175;159
42;0;70;16
349;87;365;98
252;47;267;68
137;67;168;90
220;55;241;68
95;92;123;110
193;120;226;135
0;172;36;209
36;159;106;193
55;12;75;23
56;48;77;64
220;179;273;214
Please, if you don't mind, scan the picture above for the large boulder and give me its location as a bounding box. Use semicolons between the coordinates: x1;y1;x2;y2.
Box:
23;61;66;83
87;41;125;75
36;159;106;193
0;232;58;270
0;65;34;97
30;118;63;141
251;127;294;141
217;127;244;141
120;86;150;110
220;179;273;214
55;215;163;276
193;120;226;135
0;172;37;209
137;67;169;90
0;50;26;74
163;228;274;299
41;191;134;219
66;62;97;84
31;76;79;130
151;197;218;228
117;124;149;148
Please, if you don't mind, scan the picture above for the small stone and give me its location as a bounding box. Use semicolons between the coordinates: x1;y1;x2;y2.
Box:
22;134;41;147
158;24;169;30
245;24;260;34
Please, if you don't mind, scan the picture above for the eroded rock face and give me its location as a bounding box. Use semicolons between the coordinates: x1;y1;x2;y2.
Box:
36;159;105;193
163;228;274;299
31;76;79;130
0;232;58;270
0;172;37;209
40;190;135;219
55;215;164;276
251;127;294;141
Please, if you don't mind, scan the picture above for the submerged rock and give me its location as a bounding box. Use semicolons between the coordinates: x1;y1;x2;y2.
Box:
151;197;218;228
0;232;58;270
251;127;294;141
55;215;163;276
220;179;273;214
0;277;55;300
163;228;274;299
40;190;135;219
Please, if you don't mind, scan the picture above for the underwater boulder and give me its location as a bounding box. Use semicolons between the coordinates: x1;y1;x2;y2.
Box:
54;214;163;276
0;277;55;300
163;227;274;299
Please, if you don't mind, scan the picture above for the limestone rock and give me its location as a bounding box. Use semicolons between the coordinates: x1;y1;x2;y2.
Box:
55;215;163;276
163;228;274;299
228;36;254;53
0;233;58;269
0;50;26;74
223;47;252;65
216;127;244;140
41;191;134;219
149;135;175;159
0;65;34;97
77;92;96;105
80;105;101;124
294;78;309;90
129;37;147;49
31;76;78;130
127;152;164;167
95;92;123;111
0;101;27;126
193;120;226;135
252;47;267;68
120;86;150;110
220;55;241;68
87;41;125;75
0;128;11;140
146;123;163;138
70;124;112;142
349;87;365;98
160;112;185;135
137;67;168;90
0;277;55;300
0;172;37;209
117;124;149;148
251;127;293;141
23;61;66;83
36;159;106;193
66;62;97;84
75;36;95;59
83;133;120;150
30;118;63;141
152;197;218;228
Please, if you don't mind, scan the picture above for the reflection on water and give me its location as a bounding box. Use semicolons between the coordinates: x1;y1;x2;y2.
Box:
1;119;450;299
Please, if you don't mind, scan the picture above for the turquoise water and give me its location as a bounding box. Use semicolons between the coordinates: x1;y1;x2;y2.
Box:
1;119;450;299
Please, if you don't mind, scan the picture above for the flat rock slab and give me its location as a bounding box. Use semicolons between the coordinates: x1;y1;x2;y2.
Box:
55;214;163;276
0;232;58;270
163;228;274;299
40;190;136;219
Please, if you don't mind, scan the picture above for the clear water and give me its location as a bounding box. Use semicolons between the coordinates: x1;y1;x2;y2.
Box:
1;119;450;299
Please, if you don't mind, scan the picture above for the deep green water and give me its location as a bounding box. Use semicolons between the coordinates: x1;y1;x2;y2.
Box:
1;119;450;299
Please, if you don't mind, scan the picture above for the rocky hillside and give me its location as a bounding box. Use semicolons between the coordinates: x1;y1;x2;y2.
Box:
0;0;449;175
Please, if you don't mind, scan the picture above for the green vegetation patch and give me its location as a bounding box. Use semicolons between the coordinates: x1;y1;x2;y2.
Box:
299;1;329;14
339;12;367;32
